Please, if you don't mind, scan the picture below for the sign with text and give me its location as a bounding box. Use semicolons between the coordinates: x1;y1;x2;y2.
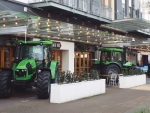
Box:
52;42;61;49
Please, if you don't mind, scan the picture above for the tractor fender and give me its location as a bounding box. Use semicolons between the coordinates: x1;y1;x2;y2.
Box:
49;60;58;79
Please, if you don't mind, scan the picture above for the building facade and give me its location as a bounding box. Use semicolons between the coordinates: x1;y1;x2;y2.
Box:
0;0;150;73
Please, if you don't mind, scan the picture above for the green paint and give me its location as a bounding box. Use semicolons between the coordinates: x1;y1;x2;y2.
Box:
50;60;57;79
99;48;123;52
123;62;132;67
15;59;36;69
18;40;53;45
93;60;100;64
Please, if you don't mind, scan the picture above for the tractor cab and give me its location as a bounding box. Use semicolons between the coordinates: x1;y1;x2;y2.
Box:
100;48;123;66
17;40;52;69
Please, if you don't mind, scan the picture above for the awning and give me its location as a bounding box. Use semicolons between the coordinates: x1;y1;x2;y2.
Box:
0;9;132;46
0;26;27;35
103;18;150;31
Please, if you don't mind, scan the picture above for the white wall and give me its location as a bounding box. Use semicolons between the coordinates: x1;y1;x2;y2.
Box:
33;39;74;72
59;41;74;72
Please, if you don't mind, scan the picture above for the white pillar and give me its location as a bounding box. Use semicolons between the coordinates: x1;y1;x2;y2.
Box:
59;41;74;73
137;52;140;65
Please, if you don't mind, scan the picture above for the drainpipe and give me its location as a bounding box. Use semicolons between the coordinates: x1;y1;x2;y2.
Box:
148;52;150;78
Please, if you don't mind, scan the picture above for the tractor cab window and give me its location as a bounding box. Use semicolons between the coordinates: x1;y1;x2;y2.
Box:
112;52;122;62
20;45;43;60
101;51;111;62
43;46;50;63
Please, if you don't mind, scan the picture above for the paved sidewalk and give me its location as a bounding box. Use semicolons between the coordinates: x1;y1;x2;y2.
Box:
0;79;150;113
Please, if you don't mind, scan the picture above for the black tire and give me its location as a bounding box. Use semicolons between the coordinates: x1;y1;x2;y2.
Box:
0;71;13;98
51;64;59;83
102;64;121;75
14;86;26;92
37;71;51;99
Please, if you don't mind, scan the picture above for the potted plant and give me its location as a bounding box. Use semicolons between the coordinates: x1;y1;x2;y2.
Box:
119;68;146;88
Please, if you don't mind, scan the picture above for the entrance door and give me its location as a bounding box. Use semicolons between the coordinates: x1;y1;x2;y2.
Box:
74;52;92;74
52;50;62;72
0;47;13;68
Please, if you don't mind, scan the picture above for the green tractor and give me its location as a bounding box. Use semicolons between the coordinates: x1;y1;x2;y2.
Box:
91;47;134;75
0;40;59;99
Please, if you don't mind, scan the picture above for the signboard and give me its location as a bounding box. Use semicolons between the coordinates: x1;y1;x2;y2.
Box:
52;42;61;49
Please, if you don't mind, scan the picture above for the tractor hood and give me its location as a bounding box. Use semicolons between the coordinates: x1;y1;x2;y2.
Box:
15;59;36;69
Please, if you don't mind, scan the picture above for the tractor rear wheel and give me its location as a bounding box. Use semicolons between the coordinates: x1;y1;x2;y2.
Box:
52;64;59;83
102;64;120;75
0;71;13;98
37;71;51;99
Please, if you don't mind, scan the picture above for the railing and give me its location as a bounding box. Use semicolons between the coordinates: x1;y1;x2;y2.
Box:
28;0;112;20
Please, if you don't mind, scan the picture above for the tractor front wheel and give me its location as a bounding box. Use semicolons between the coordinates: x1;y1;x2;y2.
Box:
37;71;51;99
0;71;13;98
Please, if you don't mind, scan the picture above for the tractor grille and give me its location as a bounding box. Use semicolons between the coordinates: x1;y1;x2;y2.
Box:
15;70;26;77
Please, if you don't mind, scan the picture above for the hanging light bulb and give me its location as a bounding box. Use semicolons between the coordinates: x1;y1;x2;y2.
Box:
3;24;5;27
15;22;18;25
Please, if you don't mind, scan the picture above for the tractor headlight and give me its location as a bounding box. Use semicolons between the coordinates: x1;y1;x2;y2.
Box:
16;70;19;72
22;69;26;72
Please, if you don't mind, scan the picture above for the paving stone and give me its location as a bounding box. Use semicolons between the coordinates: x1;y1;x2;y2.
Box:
0;78;150;113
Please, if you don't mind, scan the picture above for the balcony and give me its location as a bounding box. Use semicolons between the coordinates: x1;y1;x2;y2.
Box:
28;0;112;24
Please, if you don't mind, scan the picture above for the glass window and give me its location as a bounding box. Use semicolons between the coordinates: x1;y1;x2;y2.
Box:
20;45;43;60
101;51;111;62
83;0;87;11
112;52;122;62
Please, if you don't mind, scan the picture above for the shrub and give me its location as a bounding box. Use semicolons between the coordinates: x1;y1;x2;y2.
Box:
58;70;101;84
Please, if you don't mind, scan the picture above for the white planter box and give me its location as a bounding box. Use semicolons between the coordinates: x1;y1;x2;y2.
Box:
119;74;146;88
50;79;106;103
